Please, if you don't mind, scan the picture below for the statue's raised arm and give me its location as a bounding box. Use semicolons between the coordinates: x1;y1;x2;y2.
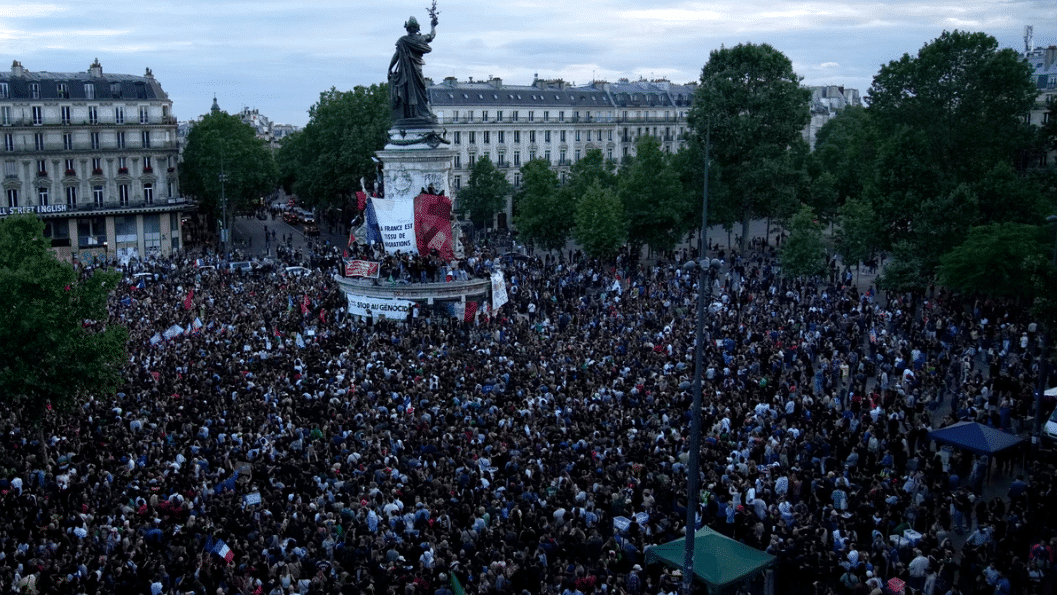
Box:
388;4;439;127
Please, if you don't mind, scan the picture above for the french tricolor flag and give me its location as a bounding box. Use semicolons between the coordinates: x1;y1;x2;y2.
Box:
212;539;234;563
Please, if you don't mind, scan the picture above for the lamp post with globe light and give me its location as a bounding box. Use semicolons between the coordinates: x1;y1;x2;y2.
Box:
682;121;722;595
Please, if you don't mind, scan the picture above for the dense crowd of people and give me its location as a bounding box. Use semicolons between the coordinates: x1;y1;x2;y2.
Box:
1;240;1055;595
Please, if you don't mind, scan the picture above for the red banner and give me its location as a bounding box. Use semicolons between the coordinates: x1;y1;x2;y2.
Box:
344;259;381;278
183;289;194;310
414;193;454;260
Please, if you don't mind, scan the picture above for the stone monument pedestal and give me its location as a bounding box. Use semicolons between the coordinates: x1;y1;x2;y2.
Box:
378;126;453;204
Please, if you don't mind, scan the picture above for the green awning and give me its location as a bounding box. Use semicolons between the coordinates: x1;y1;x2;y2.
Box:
646;526;775;591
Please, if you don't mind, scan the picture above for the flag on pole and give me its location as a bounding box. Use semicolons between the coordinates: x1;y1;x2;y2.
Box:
211;539;235;563
464;301;478;323
183;289;194;310
301;295;310;315
295;333;305;349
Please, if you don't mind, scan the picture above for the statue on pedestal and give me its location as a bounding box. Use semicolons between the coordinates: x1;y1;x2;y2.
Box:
388;5;439;127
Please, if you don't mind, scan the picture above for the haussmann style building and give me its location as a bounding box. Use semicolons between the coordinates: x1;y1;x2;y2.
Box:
0;59;188;263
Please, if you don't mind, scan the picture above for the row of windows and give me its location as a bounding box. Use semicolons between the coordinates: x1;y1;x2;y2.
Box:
3;129;165;152
444;109;684;123
5;181;169;208
0;104;168;126
6;155;167;178
456;148;603;168
452;129;617;145
0;81;150;101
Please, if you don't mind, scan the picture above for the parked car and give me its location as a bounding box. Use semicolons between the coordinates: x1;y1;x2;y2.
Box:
283;212;299;224
304;224;320;236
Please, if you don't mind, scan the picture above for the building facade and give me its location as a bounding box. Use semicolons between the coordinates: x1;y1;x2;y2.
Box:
429;77;694;200
804;85;862;149
0;60;187;262
1026;44;1057;167
429;76;857;225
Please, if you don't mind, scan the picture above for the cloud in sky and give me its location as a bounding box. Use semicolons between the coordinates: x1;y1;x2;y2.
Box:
1;0;1053;126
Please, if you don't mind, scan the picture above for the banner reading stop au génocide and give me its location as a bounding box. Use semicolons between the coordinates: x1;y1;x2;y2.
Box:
345;293;415;319
371;196;416;255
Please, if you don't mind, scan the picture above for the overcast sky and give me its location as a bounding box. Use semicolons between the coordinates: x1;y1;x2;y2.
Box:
2;1;1054;127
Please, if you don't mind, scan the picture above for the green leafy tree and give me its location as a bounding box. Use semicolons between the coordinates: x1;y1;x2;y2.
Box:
574;181;626;260
0;215;128;466
672;139;739;248
180;110;277;224
939;222;1048;299
835;197;879;273
457;155;512;229
867;31;1036;187
877;240;930;295
562;148;617;203
275;129;305;194
277;85;390;208
780;205;828;278
808;105;874;221
618;135;689;252
513;158;565;251
690;42;812;252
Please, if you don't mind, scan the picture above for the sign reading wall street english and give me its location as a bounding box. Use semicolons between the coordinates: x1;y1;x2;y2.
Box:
345;293;415;319
0;204;69;216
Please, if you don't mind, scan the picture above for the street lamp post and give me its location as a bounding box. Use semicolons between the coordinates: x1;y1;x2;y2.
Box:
220;168;228;259
683;123;716;595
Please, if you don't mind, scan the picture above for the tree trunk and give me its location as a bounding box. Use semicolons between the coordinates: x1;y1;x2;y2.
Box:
740;208;751;254
37;425;52;472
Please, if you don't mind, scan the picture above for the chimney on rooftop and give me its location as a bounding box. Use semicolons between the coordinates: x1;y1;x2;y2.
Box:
11;60;24;77
89;59;102;78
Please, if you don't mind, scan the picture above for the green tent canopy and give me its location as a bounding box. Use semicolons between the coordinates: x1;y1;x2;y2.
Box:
646;526;775;592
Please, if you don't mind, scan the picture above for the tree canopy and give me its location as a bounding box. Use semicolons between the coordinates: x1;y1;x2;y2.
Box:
780;206;828;278
276;85;390;208
938;222;1048;299
574;181;626;260
0;215;128;430
618;135;689;252
512;158;565;251
179;110;277;224
456;155;511;229
689;42;811;252
864;30;1041;261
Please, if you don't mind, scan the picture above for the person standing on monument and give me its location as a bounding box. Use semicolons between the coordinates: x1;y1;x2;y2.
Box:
388;12;438;125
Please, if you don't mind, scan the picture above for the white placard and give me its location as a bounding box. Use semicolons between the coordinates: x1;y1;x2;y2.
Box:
345;293;416;319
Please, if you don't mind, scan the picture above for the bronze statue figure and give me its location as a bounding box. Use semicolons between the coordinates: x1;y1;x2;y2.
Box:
388;9;439;127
